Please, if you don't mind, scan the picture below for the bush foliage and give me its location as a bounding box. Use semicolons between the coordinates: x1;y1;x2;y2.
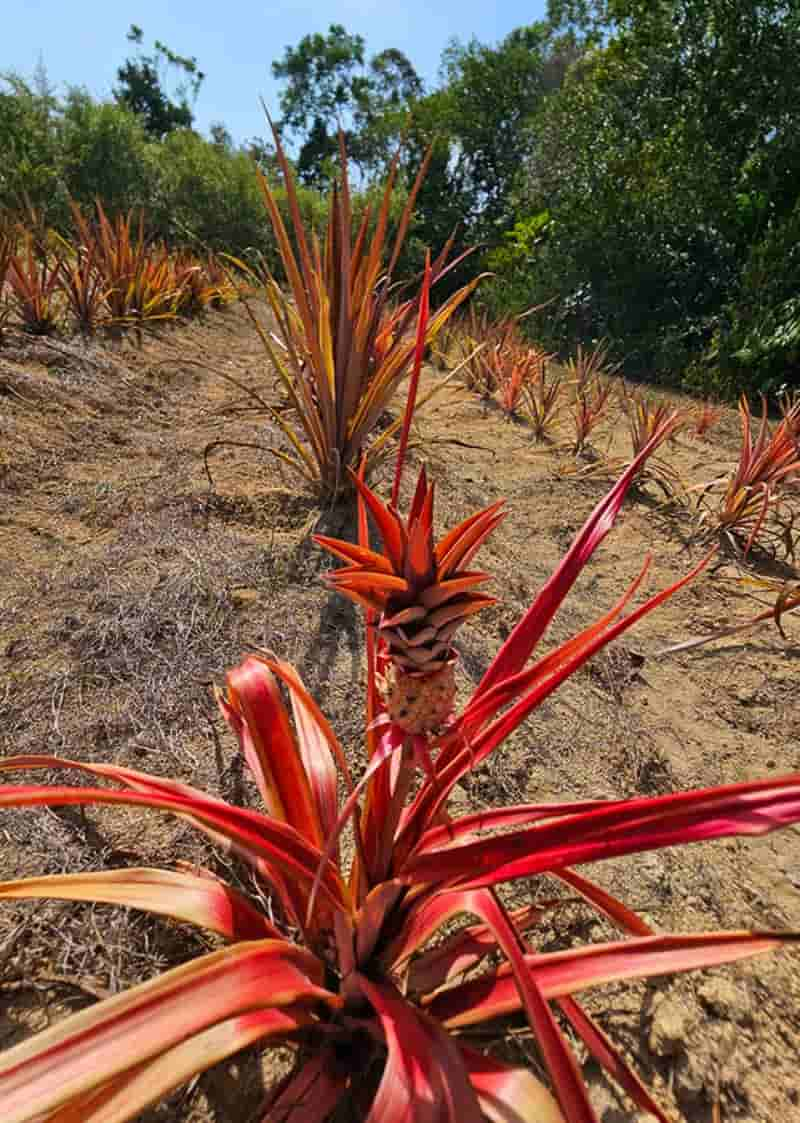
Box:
3;0;800;398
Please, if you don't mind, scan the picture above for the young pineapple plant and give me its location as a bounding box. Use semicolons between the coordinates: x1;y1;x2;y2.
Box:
565;339;620;398
493;341;548;418
6;230;63;335
0;228;13;341
316;467;503;733
570;376;615;456
691;398;723;439
624;392;686;497
698;394;800;558
522;362;563;441
234;124;479;498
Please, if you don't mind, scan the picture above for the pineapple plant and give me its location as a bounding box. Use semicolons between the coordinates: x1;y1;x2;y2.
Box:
315;466;504;733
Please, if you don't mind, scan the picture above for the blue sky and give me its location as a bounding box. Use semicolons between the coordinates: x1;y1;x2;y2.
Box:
5;1;548;144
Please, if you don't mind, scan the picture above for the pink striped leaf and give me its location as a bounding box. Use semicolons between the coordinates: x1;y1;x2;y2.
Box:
407;902;556;994
426;931;792;1028
382;888;485;973
0;753;217;801
557;995;670;1123
222;656;323;847
305;720;405;926
258;1047;349;1123
459;1044;565;1122
0;940;336;1123
456;890;597;1123
455;555;652;741
416;800;617;855
0;783;349;911
257;653;353;850
451;553;709;783
551;868;653;937
356;879;405;965
477;414;681;695
356;974;485;1123
404;774;800;889
0;866;275;941
45;1006;313;1123
395;553;709;864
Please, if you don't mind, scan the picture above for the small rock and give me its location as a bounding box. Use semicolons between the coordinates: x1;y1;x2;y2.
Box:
698;977;750;1023
230;587;259;607
674;1052;707;1099
649;996;695;1057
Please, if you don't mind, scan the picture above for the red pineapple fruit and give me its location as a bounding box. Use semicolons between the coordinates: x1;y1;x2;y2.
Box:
315;467;504;733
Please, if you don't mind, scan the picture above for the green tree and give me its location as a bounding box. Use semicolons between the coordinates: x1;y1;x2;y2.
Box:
0;72;63;220
508;0;800;386
436;24;555;239
60;90;156;213
115;25;204;138
271;24;421;184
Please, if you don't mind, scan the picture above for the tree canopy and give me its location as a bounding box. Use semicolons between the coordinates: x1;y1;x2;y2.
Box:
2;7;798;396
114;25;205;138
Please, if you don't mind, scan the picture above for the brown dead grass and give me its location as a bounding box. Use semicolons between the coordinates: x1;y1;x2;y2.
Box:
1;305;800;1122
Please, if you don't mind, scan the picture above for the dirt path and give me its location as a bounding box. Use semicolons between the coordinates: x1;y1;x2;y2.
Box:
1;306;799;1122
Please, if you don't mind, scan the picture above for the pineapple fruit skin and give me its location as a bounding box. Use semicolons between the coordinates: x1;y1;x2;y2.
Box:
382;661;456;735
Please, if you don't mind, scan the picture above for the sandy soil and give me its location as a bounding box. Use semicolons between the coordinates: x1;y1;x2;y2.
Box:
1;304;799;1122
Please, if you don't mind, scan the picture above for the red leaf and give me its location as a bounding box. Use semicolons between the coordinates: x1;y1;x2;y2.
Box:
456;890;597;1123
405;775;800;889
257;654;354;842
0;780;349;912
223;656;322;846
0;940;334;1122
392;253;431;507
0;867;275;941
459;1044;565;1122
557;996;670;1123
426;931;792;1028
357;975;484;1123
259;1047;349;1123
551;868;652;937
477;416;682;694
406;901;557;994
47;1007;313;1123
417;800;614;855
396;553;709;863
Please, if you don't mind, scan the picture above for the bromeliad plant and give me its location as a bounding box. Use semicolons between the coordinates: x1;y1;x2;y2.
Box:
655;573;800;658
565;340;619;399
570;376;615;457
697;393;800;558
56;236;111;336
691;399;723;440
493;342;551;419
6;231;64;335
523;363;563;442
624;393;686;498
235;125;479;498
2;386;800;1121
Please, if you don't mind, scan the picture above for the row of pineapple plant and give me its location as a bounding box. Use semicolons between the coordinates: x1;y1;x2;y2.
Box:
0;202;237;341
439;321;720;448
440;312;800;560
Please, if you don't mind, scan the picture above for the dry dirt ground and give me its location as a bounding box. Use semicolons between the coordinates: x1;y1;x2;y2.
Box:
1;303;799;1123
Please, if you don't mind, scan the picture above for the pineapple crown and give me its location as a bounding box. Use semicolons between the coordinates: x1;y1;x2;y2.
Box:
314;466;505;673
